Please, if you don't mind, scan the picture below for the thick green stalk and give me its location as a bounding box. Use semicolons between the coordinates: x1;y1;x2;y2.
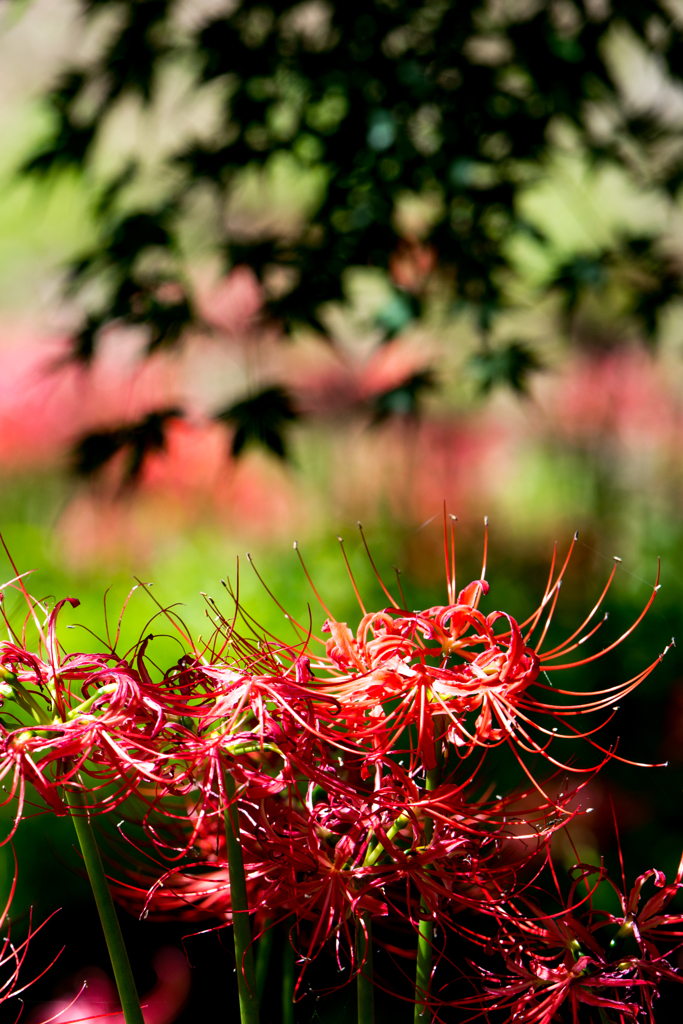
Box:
414;729;445;1024
65;786;144;1024
356;911;375;1024
254;919;274;1007
414;913;433;1023
281;920;296;1024
223;770;260;1024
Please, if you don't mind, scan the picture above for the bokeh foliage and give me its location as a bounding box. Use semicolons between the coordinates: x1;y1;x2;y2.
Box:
24;0;683;470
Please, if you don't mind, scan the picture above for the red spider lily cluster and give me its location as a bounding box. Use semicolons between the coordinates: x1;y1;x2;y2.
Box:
0;593;176;841
0;520;680;1022
463;856;683;1023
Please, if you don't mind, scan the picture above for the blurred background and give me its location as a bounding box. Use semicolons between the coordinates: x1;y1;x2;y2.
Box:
1;0;683;1019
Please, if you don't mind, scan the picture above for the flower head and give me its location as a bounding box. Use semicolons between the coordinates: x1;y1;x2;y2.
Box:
460;856;683;1024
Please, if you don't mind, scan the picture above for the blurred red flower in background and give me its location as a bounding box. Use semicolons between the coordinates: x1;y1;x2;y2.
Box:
27;947;190;1024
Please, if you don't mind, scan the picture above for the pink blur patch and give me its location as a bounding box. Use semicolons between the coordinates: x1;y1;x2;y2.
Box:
29;946;190;1024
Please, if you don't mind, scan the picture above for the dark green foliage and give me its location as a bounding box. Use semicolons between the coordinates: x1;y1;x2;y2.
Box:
622;237;683;341
217;386;298;458
470;340;541;394
73;409;181;483
369;369;435;422
551;254;611;321
25;0;683;473
551;238;683;339
375;291;421;339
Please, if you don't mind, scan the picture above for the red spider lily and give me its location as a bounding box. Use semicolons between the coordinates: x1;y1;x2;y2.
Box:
112;727;581;990
232;523;666;799
0;521;667;1021
453;856;683;1024
125;520;661;792
94;519;661;1020
121;654;347;864
605;865;683;958
78;519;661;1013
0;595;185;840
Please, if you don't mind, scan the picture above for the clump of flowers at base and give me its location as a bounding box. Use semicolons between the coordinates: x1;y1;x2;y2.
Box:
0;518;677;1024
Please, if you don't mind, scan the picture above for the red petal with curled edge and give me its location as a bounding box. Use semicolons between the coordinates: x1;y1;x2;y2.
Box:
628;868;667;915
457;580;490;607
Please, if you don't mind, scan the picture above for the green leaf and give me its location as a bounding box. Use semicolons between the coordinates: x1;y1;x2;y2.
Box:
369;370;435;423
217;387;298;459
469;341;540;394
72;409;181;482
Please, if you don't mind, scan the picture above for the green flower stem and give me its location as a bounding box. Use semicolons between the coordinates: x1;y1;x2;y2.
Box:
414;725;446;1024
356;911;375;1024
254;919;274;1006
414;908;434;1024
223;770;260;1024
65;785;144;1024
281;919;296;1024
363;815;410;868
